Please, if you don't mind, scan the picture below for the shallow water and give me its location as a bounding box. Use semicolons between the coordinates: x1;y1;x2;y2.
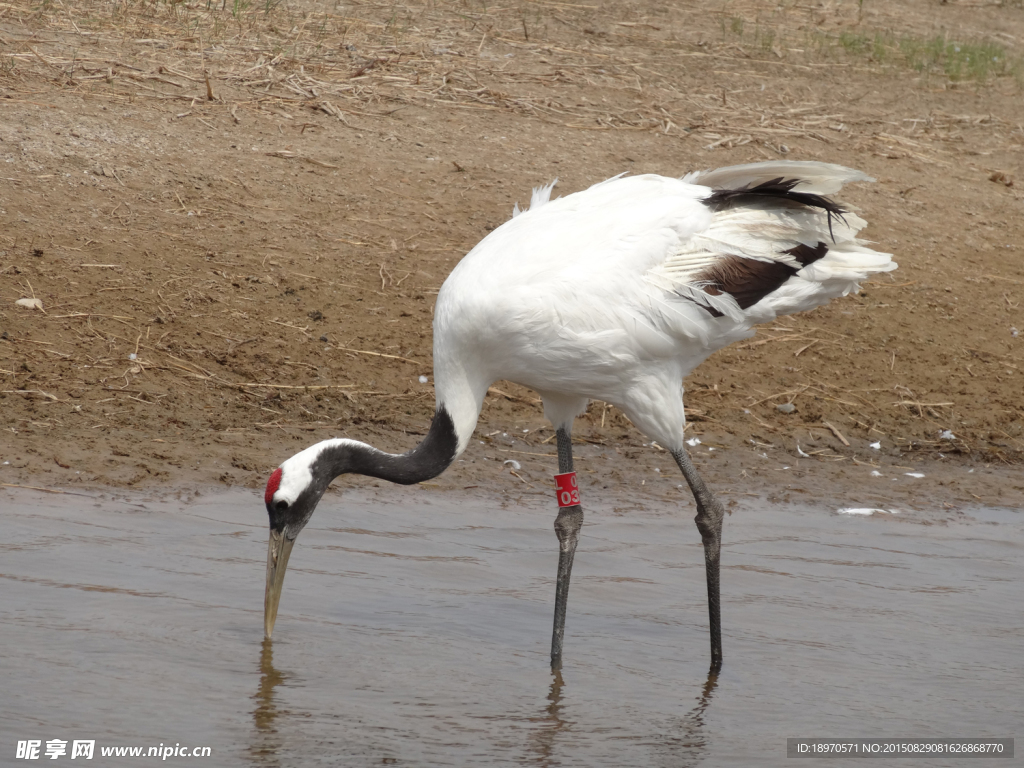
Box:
2;484;1020;766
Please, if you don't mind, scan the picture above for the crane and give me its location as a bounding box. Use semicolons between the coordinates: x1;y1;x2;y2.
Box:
262;160;895;673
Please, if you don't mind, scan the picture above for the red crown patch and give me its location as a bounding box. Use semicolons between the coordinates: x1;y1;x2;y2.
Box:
265;467;283;506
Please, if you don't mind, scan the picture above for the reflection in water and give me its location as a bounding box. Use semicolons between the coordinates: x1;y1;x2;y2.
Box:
529;670;571;767
653;671;719;767
250;639;288;765
529;669;717;766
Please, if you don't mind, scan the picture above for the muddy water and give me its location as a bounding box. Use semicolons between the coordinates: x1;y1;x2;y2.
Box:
2;485;1020;766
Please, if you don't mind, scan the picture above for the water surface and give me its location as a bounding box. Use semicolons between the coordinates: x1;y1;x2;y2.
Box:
2;485;1020;766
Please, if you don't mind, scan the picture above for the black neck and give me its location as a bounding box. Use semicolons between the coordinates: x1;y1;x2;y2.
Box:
316;408;459;487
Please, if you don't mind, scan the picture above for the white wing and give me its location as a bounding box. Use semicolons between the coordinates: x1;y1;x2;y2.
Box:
434;163;893;435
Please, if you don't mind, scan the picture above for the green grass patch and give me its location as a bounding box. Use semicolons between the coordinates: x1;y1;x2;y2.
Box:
722;19;1024;86
836;31;1021;82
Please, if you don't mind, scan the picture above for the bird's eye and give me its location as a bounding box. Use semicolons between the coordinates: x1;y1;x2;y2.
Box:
275;500;289;513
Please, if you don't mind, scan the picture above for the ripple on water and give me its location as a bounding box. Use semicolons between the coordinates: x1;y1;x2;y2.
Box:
2;486;1020;767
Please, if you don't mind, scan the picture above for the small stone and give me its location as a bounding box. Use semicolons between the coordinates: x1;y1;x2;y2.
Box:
15;297;43;311
776;402;796;414
989;170;1013;187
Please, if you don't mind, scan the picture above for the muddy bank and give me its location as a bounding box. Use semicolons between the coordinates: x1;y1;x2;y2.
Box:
1;0;1022;499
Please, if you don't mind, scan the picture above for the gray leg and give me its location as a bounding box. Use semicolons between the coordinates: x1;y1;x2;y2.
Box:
672;448;725;672
551;427;583;671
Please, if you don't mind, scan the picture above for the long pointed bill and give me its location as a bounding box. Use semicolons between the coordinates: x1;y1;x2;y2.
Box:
264;529;296;639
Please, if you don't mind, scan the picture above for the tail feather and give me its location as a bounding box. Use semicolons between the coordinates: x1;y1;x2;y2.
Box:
702;177;848;242
683;160;872;195
652;160;895;331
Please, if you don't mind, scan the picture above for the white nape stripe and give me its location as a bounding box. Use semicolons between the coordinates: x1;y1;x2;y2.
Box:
273;438;364;505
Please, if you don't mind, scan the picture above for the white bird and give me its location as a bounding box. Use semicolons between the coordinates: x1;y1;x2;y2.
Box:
262;160;895;673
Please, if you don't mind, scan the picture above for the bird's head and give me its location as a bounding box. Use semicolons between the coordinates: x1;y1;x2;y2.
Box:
263;440;353;638
260;417;456;639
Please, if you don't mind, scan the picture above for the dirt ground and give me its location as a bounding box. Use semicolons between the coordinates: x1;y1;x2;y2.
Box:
1;0;1022;513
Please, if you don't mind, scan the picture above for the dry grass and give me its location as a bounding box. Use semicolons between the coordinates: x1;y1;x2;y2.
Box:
1;0;1022;488
3;0;679;130
4;0;1020;156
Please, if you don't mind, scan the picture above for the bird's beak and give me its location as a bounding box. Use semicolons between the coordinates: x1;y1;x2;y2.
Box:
264;528;296;639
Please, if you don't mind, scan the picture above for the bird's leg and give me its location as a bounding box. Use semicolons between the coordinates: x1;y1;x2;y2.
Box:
672;447;725;672
551;427;583;671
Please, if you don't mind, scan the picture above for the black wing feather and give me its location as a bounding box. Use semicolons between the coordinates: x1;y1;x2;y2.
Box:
702;177;848;242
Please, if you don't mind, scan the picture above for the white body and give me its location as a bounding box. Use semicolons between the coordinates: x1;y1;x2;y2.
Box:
432;162;894;454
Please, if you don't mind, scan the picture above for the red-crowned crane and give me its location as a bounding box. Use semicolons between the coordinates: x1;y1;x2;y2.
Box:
262;160;895;673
